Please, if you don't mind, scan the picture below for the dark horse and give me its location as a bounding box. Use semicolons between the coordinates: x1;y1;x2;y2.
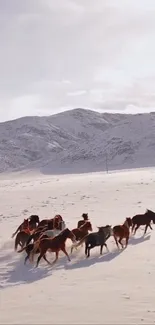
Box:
113;217;132;249
132;209;155;235
14;229;32;251
71;225;113;257
30;228;76;268
12;215;39;238
37;215;64;229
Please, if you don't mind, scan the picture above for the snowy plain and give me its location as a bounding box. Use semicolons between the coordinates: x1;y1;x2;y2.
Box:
1;167;155;324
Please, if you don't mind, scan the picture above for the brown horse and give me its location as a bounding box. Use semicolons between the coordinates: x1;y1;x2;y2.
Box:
11;215;39;238
14;228;33;250
77;213;89;228
132;209;155;235
113;217;132;249
72;221;93;241
26;226;48;245
37;215;64;229
28;215;65;242
30;228;76;268
17;234;49;265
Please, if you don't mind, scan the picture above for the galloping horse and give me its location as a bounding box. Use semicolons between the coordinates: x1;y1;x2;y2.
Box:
132;209;155;235
30;228;76;268
113;217;132;249
11;215;39;238
18;234;49;265
71;225;112;256
37;215;65;229
14;219;32;250
26;215;65;245
71;221;93;241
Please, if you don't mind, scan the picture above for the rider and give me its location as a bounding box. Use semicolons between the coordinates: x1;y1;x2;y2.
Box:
77;213;89;228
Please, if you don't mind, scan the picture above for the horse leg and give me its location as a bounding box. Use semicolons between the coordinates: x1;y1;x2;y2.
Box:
149;223;153;230
118;237;124;249
35;248;47;267
113;234;119;249
61;247;71;262
100;245;104;255
134;224;140;235
87;247;91;258
85;243;88;256
144;223;152;235
125;235;129;247
24;255;29;265
50;251;59;266
70;243;78;254
43;254;52;265
104;242;109;253
131;223;135;233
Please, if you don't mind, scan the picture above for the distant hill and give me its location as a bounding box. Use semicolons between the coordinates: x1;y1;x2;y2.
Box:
0;108;155;174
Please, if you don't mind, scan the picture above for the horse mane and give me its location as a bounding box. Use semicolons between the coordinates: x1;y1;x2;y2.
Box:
146;209;153;214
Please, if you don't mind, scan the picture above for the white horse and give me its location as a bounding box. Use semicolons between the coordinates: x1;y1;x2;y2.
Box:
43;220;66;238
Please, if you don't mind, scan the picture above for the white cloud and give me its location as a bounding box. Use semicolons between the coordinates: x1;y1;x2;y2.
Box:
0;0;155;121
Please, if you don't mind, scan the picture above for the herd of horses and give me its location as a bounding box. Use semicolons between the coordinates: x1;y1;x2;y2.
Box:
11;209;155;268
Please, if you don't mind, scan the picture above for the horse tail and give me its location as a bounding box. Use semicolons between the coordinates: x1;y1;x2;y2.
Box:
29;240;40;263
17;246;27;253
14;233;19;251
71;234;88;252
131;223;135;233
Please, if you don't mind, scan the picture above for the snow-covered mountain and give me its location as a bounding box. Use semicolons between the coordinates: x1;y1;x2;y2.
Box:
0;108;155;174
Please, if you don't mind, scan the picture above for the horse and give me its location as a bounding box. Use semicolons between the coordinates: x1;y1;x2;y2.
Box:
26;225;50;245
17;234;49;264
18;227;62;264
14;227;32;251
71;225;112;257
26;216;65;245
37;215;64;229
113;217;132;249
77;213;89;228
30;228;76;268
71;221;93;241
11;215;39;238
131;209;155;235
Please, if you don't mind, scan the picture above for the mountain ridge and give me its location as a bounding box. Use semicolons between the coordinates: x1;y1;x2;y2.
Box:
0;108;155;174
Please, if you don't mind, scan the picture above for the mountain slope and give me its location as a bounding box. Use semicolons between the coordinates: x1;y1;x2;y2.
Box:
0;108;155;174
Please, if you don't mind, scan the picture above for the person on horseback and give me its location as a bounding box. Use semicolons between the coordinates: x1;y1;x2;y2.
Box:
77;213;89;228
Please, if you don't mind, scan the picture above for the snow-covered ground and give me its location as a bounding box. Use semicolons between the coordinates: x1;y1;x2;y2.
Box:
1;167;155;324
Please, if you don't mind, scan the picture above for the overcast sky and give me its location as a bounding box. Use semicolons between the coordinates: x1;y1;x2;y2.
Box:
0;0;155;121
